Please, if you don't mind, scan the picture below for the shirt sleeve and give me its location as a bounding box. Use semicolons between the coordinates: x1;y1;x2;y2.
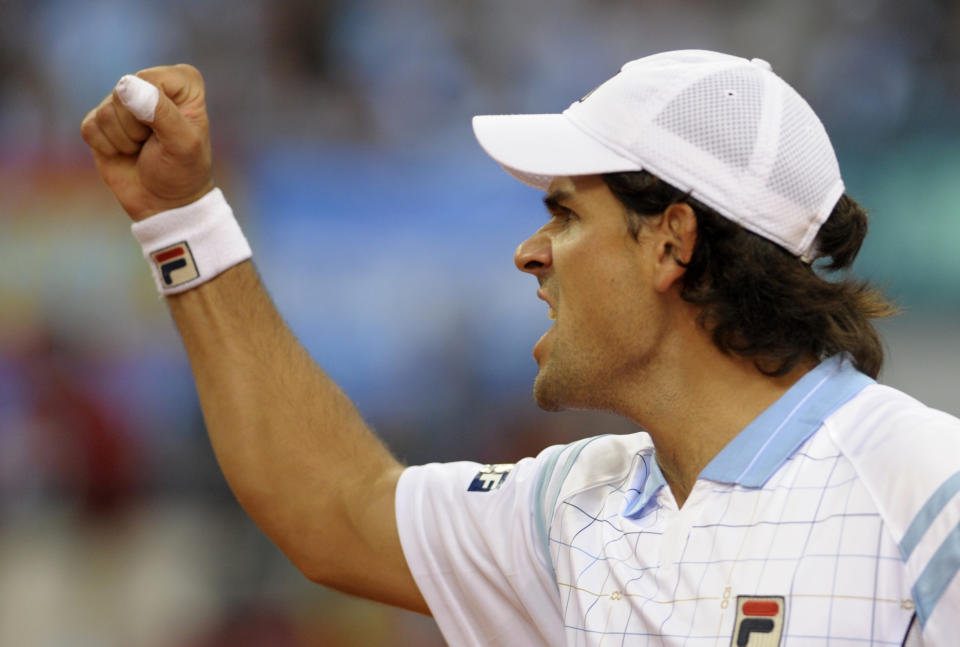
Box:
827;384;960;646
908;470;960;646
395;448;566;647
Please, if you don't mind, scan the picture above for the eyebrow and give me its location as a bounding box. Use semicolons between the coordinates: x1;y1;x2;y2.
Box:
542;189;574;215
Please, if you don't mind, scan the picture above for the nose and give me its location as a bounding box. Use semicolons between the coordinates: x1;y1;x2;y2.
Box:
514;228;552;275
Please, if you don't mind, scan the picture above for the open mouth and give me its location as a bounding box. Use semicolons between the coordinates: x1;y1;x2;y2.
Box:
534;301;557;362
537;288;557;319
534;288;558;361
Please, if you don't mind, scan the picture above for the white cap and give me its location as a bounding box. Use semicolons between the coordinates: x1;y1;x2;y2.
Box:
472;50;845;261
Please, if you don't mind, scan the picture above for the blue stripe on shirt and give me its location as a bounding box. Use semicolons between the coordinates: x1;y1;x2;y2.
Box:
532;436;607;580
913;521;960;627
900;470;960;560
531;444;565;576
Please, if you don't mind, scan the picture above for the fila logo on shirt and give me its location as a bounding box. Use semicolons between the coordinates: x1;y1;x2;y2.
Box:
151;242;199;288
731;596;784;647
467;464;514;492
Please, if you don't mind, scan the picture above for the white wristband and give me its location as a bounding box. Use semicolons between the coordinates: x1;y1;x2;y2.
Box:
131;188;252;295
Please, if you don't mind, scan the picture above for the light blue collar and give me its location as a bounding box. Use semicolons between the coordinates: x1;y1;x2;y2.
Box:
624;355;874;518
701;354;873;486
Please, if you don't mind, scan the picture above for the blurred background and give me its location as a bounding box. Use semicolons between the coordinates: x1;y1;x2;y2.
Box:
1;0;958;645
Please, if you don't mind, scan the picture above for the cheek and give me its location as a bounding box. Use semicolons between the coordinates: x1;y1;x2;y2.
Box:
553;230;647;331
586;282;654;350
562;272;641;341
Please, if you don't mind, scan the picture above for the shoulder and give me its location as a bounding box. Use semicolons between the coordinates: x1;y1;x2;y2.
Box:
824;382;960;542
534;431;653;503
826;383;960;638
529;432;652;561
395;433;652;591
830;382;960;432
826;382;960;469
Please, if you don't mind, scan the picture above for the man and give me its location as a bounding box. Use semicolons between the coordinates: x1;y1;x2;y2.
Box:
81;51;958;645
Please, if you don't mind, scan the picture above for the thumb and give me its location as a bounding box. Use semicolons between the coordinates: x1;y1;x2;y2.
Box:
114;74;160;123
114;72;201;155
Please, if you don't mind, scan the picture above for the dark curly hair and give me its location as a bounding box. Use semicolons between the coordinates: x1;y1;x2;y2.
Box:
603;170;897;378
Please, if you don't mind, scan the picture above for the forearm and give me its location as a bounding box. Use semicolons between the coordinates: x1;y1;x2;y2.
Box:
167;260;410;597
82;67;425;612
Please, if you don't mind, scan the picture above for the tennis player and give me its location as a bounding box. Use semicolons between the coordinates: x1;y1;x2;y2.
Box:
81;52;959;645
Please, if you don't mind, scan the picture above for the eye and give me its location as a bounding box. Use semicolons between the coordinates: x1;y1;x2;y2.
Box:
551;206;577;223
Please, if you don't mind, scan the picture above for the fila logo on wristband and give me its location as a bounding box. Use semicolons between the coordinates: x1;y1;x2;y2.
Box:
730;596;784;647
151;242;199;288
132;189;250;295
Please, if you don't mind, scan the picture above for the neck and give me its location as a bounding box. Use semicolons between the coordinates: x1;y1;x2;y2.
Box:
615;326;815;508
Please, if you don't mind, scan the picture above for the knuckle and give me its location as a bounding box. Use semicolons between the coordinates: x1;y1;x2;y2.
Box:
80;116;98;142
133;66;166;87
94;106;113;128
175;63;205;89
117;138;139;155
175;62;202;80
92;138;115;156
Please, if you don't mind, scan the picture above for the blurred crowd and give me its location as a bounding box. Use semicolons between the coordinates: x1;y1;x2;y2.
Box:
2;0;960;149
1;0;959;645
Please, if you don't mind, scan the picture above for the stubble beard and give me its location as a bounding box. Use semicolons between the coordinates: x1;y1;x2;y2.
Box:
533;337;620;413
532;323;659;414
532;364;566;412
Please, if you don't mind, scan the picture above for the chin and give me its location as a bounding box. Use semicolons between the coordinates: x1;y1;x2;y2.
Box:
533;354;617;413
531;362;562;411
533;379;564;412
532;366;585;412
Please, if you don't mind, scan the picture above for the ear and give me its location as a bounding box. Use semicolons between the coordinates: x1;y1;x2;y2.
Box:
651;202;698;293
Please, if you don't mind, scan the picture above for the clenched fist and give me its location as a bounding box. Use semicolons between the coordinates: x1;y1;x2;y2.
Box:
81;64;215;222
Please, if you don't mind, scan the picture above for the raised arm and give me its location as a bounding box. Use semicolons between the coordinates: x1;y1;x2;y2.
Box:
80;64;427;613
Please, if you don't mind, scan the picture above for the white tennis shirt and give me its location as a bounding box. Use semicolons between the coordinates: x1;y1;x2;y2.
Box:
396;355;960;646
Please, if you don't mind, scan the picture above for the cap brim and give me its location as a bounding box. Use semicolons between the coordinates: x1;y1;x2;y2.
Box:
472;113;642;190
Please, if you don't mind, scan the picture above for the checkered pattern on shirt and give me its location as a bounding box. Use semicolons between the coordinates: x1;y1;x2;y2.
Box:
550;428;914;645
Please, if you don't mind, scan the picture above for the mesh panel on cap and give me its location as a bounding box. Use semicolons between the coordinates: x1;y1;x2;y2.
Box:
473;50;845;258
654;69;763;170
766;89;842;213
